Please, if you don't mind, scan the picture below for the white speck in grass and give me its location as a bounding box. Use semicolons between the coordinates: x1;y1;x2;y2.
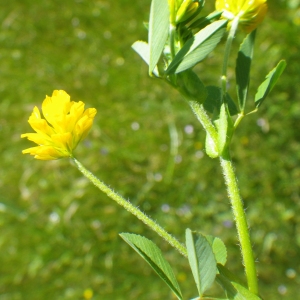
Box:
77;29;86;39
223;220;233;228
64;203;79;222
83;140;92;148
91;220;101;229
99;73;109;86
278;285;287;295
71;17;80;27
100;147;109;155
11;49;22;60
257;118;269;133
184;124;194;134
154;173;163;182
104;253;113;269
195;150;204;159
38;178;48;188
160;144;168;151
92;7;101;17
49;212;60;224
101;54;111;64
286;268;296;279
161;204;170;213
115;57;125;66
176;205;191;217
65;288;76;298
175;155;182;164
0;203;6;212
103;30;112;39
128;19;137;30
131;122;140;131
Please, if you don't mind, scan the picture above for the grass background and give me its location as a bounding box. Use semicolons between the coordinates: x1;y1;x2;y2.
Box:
1;0;300;299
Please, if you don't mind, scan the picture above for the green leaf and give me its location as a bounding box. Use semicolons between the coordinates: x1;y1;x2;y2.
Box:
148;0;169;75
191;298;227;300
215;103;234;156
217;265;262;300
203;86;221;114
203;87;236;157
236;30;256;112
205;132;219;158
205;99;234;157
166;20;227;74
177;70;207;104
232;283;262;300
186;229;217;296
205;236;227;266
190;11;222;31
120;233;183;300
217;103;229;155
203;86;239;116
132;41;159;76
225;93;239;116
254;60;286;108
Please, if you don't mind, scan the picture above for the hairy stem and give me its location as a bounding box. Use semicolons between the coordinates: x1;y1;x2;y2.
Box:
72;157;187;257
188;100;218;147
220;153;258;295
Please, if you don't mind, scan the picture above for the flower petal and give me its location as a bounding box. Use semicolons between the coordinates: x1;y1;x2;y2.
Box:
21;90;97;160
216;0;267;32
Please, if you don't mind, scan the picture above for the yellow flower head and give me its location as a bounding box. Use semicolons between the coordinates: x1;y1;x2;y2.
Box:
215;0;268;32
169;0;202;24
21;90;97;160
176;0;200;24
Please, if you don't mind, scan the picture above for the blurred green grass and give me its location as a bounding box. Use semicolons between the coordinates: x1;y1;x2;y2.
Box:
1;0;300;299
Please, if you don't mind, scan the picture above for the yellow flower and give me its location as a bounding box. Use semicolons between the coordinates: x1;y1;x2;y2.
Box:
176;0;200;24
21;90;97;160
215;0;268;32
83;288;93;299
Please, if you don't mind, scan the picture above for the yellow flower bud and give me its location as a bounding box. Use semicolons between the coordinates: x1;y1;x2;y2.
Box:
176;0;200;24
21;90;97;160
215;0;268;32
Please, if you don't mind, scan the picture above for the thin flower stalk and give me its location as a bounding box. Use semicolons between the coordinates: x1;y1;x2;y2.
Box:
72;157;188;258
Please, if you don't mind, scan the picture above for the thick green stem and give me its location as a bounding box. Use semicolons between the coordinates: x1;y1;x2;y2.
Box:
219;17;258;294
71;157;187;257
220;153;258;295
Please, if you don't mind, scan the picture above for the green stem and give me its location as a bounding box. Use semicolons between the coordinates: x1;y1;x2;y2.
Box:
221;17;240;99
234;112;244;129
220;153;258;295
219;17;258;294
71;157;187;257
169;24;177;60
188;100;218;147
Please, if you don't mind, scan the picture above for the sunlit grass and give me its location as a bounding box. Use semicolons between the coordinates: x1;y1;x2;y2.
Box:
1;0;299;299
